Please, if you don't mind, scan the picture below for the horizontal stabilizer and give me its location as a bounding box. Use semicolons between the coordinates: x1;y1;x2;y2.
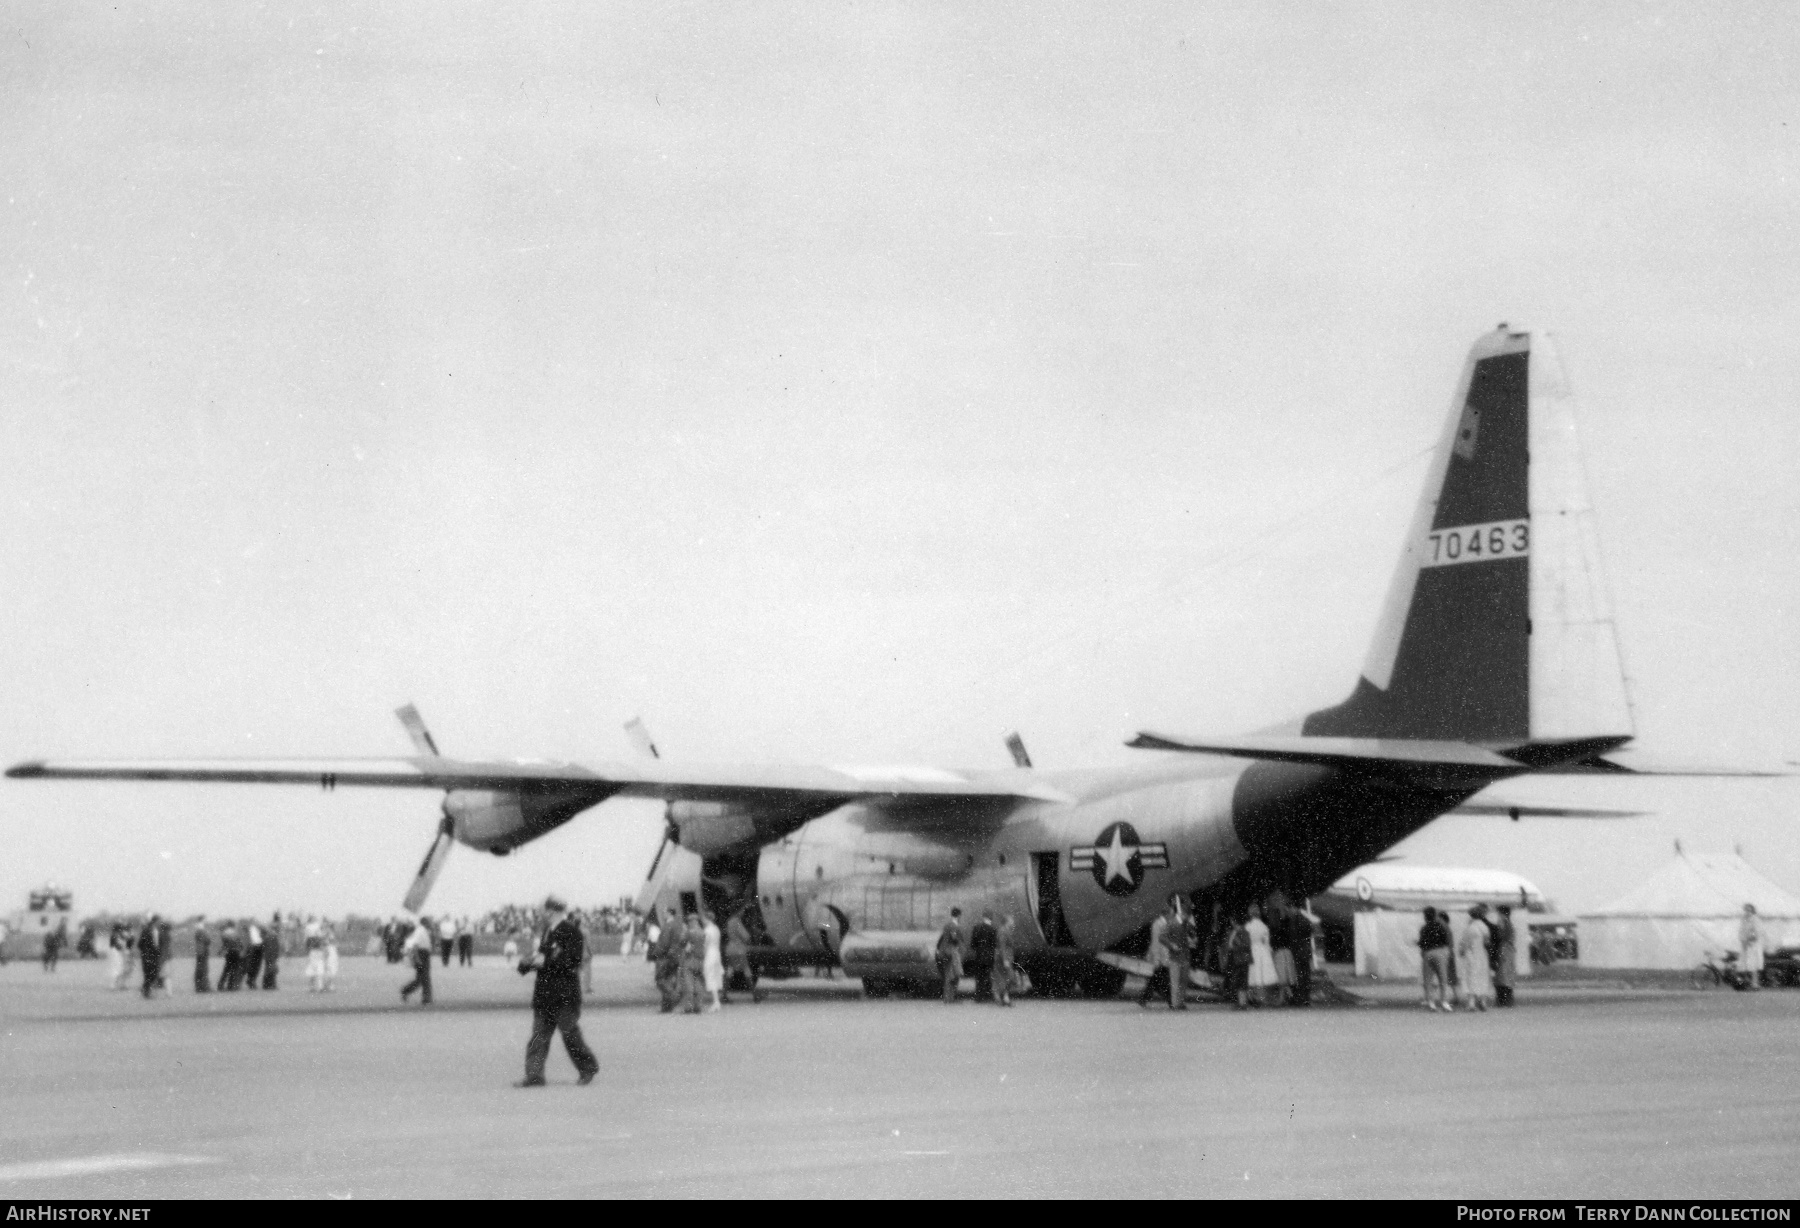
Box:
1126;733;1528;782
1526;750;1798;777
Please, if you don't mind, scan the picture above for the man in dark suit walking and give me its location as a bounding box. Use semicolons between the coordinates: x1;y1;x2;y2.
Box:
967;911;998;1003
936;908;964;1004
138;915;163;999
400;917;434;1004
219;920;243;990
241;919;264;990
260;913;281;990
516;896;598;1088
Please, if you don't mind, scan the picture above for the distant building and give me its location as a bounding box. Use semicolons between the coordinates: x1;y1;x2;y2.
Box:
4;883;74;960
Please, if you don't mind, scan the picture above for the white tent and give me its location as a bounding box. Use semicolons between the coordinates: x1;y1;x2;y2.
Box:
1578;853;1800;970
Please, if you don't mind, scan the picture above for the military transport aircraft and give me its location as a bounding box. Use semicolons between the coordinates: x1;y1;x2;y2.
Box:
3;326;1735;995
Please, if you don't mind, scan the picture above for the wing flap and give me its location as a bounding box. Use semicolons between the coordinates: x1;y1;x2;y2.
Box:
1449;801;1644;819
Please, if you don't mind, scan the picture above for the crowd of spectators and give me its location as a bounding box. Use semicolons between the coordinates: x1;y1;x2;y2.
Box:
25;903;641;966
477;903;637;939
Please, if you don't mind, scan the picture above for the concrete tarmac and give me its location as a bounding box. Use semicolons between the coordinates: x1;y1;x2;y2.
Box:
2;956;1796;1199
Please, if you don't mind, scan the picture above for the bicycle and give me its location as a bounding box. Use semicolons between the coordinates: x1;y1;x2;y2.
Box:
1690;951;1754;991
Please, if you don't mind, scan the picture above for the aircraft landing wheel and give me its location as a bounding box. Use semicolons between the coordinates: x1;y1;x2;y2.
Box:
861;978;892;999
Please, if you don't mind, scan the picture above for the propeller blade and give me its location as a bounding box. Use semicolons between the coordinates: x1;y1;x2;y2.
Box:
394;704;441;756
623;717;661;760
402;813;456;914
624;717;673;911
1004;731;1032;769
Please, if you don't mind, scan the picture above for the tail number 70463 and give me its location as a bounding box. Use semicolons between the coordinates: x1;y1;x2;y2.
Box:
1424;518;1528;568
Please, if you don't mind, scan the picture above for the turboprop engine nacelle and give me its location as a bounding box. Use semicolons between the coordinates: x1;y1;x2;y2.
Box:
666;800;762;856
443;788;601;854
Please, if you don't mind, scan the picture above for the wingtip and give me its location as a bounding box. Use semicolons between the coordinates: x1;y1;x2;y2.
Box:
6;761;45;779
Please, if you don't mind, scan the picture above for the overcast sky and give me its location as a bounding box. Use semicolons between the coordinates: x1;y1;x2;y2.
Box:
2;3;1796;921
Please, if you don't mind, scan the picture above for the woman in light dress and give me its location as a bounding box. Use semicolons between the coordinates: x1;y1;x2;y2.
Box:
322;919;340;992
1457;906;1493;1011
107;923;131;991
702;911;725;1012
304;916;328;992
1740;904;1764;990
1245;903;1278;1006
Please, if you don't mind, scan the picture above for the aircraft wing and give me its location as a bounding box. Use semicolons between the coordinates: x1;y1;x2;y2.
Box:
3;756;1072;805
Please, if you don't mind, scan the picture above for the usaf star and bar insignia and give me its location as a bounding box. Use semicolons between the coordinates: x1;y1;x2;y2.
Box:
1068;821;1169;896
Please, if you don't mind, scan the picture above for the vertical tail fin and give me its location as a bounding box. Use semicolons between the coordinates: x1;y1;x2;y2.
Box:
1304;326;1632;744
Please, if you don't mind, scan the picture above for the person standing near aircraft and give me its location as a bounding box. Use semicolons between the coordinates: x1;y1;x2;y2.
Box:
619;910;641;963
1740;904;1764;990
137;915;161;998
1491;905;1517;1006
107;922;130;990
42;920;65;972
1246;903;1277;1007
260;913;281;990
457;917;474;967
219;919;243;990
242;918;264;990
679;912;706;1015
400;917;435;1005
1418;908;1451;1011
304;915;326;992
967;911;998;1003
1224;914;1252;1009
1458;906;1493;1011
192;917;212;993
322;918;340;992
1286;907;1315;1007
1137;907;1171;1008
992;915;1017;1006
1268;903;1295;1004
723;908;761;1004
156;917;172;994
936;908;964;1004
650;906;683;1012
516;897;598;1088
701;910;724;1012
577;911;597;996
1162;895;1196;1010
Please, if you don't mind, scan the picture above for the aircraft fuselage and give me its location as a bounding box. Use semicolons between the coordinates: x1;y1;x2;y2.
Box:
651;753;1481;988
